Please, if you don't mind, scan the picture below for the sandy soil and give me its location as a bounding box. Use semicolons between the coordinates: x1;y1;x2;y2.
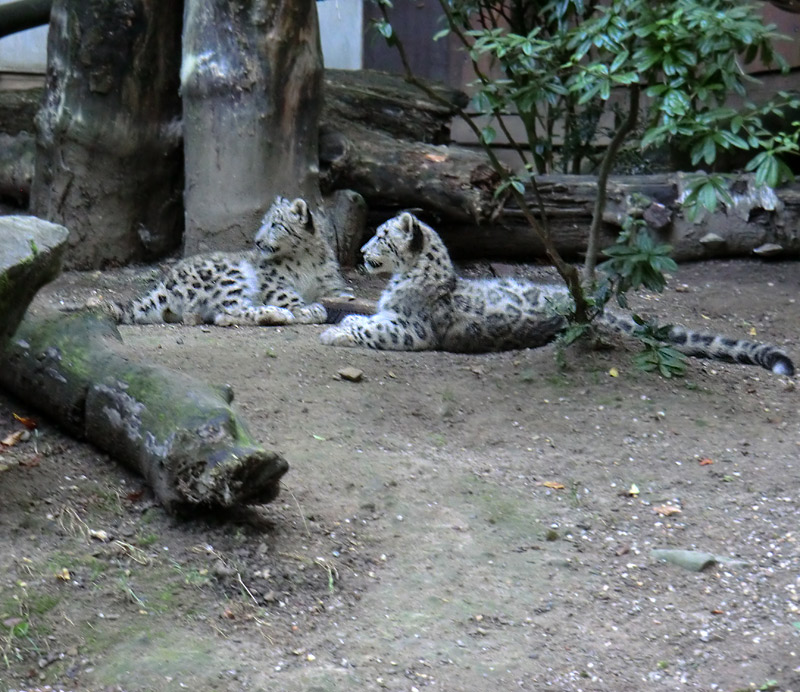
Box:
1;259;799;692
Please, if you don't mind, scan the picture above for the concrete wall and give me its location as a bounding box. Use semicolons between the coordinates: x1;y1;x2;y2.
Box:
318;0;363;70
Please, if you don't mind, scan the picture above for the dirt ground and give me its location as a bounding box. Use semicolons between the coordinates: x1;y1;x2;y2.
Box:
1;258;799;692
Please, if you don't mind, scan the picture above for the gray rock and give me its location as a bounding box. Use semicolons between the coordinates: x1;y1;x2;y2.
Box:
0;215;69;342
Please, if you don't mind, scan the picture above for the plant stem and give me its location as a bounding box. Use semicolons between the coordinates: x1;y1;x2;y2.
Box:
584;83;640;279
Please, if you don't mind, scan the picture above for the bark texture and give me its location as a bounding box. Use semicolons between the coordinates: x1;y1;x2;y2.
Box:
0;310;288;511
30;0;184;269
322;68;466;145
182;0;323;255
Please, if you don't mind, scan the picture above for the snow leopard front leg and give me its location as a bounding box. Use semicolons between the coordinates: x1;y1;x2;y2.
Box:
213;303;296;327
320;311;436;350
263;282;328;324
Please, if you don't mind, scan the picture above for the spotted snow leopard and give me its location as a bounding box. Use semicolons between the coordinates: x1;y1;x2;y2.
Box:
320;212;795;375
101;197;351;326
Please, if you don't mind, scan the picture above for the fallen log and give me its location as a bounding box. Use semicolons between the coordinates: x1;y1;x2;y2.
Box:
435;173;800;261
0;88;42;136
320;122;501;224
0;310;288;511
323;68;467;144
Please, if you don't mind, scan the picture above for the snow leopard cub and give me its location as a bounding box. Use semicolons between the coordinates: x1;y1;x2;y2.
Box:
106;197;351;326
320;212;794;375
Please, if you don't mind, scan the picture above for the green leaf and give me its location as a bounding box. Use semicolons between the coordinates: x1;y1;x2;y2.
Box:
698;182;719;212
610;50;630;73
376;20;394;41
702;136;717;165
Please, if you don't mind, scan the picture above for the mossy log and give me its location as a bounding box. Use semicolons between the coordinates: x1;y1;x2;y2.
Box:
0;310;288;511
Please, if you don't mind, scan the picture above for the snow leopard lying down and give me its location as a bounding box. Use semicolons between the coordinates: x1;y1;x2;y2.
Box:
320;212;794;376
99;197;351;326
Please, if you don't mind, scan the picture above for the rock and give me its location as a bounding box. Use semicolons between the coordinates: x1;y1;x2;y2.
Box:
0;215;69;342
337;366;364;382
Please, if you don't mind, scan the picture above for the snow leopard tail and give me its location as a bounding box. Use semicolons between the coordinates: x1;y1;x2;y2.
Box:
600;312;795;376
58;297;132;324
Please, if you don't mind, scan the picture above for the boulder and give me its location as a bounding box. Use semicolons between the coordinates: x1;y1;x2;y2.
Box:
0;215;69;342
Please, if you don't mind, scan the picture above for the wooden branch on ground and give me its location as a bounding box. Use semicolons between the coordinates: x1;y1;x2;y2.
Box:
0;310;288;511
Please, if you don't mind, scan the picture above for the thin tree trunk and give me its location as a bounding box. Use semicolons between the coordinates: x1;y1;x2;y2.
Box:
181;0;324;255
584;84;640;278
30;0;184;270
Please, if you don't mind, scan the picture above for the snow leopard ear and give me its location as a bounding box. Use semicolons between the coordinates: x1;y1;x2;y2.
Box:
290;198;315;232
398;213;424;254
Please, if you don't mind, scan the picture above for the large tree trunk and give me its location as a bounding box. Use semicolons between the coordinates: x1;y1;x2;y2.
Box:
181;0;324;255
0;310;288;511
30;0;184;270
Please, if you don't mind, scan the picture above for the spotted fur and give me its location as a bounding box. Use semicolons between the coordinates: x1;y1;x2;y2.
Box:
320;212;794;376
108;197;350;327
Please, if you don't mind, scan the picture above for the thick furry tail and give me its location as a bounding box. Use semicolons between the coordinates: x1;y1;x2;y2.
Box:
600;312;794;376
